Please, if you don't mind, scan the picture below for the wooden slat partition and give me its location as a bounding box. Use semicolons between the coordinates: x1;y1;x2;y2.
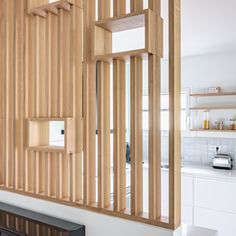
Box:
148;0;161;220
169;0;181;229
0;0;181;231
130;0;143;217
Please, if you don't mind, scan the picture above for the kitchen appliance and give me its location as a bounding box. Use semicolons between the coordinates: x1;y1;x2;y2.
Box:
212;147;233;169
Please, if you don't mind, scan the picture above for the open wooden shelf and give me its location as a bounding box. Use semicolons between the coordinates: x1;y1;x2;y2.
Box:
94;49;149;62
28;0;74;18
28;145;65;153
27;117;77;154
94;9;163;60
190;128;236;132
190;92;236;97
190;106;236;111
95;9;148;33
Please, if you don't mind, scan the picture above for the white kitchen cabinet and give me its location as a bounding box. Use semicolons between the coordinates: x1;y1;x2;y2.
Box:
161;170;194;224
194;177;236;213
182;175;193;206
182;205;193;225
194;207;236;236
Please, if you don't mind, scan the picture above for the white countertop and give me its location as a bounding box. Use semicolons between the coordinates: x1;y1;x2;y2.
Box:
160;163;236;180
178;224;218;236
181;164;236;180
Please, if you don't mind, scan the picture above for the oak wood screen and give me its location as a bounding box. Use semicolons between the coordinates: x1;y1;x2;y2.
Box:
0;0;181;230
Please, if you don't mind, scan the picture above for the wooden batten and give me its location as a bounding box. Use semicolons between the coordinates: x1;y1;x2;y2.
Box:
113;0;126;214
97;61;110;209
130;0;143;12
97;0;111;209
113;0;126;17
0;0;5;186
5;0;15;188
83;0;97;206
130;56;143;216
148;0;162;221
46;11;59;199
71;5;83;203
148;55;161;220
35;15;46;195
168;0;181;229
130;0;143;217
15;0;25;191
58;8;71;200
113;59;126;212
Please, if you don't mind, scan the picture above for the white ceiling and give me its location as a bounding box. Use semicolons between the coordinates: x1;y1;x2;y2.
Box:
161;0;236;57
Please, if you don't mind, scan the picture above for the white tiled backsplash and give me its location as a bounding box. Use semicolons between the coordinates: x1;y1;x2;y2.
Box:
182;137;236;165
160;136;236;166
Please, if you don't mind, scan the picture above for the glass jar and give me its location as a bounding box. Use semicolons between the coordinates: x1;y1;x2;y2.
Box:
230;119;236;130
203;110;209;129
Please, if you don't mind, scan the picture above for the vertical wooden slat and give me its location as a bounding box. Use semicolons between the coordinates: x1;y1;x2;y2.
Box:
47;12;58;198
0;0;5;186
97;61;110;208
25;14;36;193
148;55;161;219
113;59;126;212
58;8;71;200
35;15;46;194
113;0;126;16
71;5;83;203
130;0;143;12
98;0;110;19
5;0;15;188
130;0;143;217
169;0;181;229
113;0;126;213
0;0;5;120
45;12;51;197
97;0;111;209
130;56;143;216
148;0;162;221
15;0;25;191
83;0;97;206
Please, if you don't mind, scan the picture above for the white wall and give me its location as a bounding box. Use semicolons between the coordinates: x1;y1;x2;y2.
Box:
0;191;175;236
161;49;236;91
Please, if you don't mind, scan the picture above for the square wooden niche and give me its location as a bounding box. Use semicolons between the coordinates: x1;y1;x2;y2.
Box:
27;118;79;154
94;9;163;61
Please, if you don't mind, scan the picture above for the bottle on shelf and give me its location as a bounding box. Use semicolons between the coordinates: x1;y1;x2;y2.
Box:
203;110;210;129
230;119;236;130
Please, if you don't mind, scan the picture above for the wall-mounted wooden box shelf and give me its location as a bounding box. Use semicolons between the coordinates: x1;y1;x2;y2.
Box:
28;0;82;17
27;118;77;154
94;9;163;61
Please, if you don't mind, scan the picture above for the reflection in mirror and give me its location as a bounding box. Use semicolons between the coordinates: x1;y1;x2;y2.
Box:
49;121;64;147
